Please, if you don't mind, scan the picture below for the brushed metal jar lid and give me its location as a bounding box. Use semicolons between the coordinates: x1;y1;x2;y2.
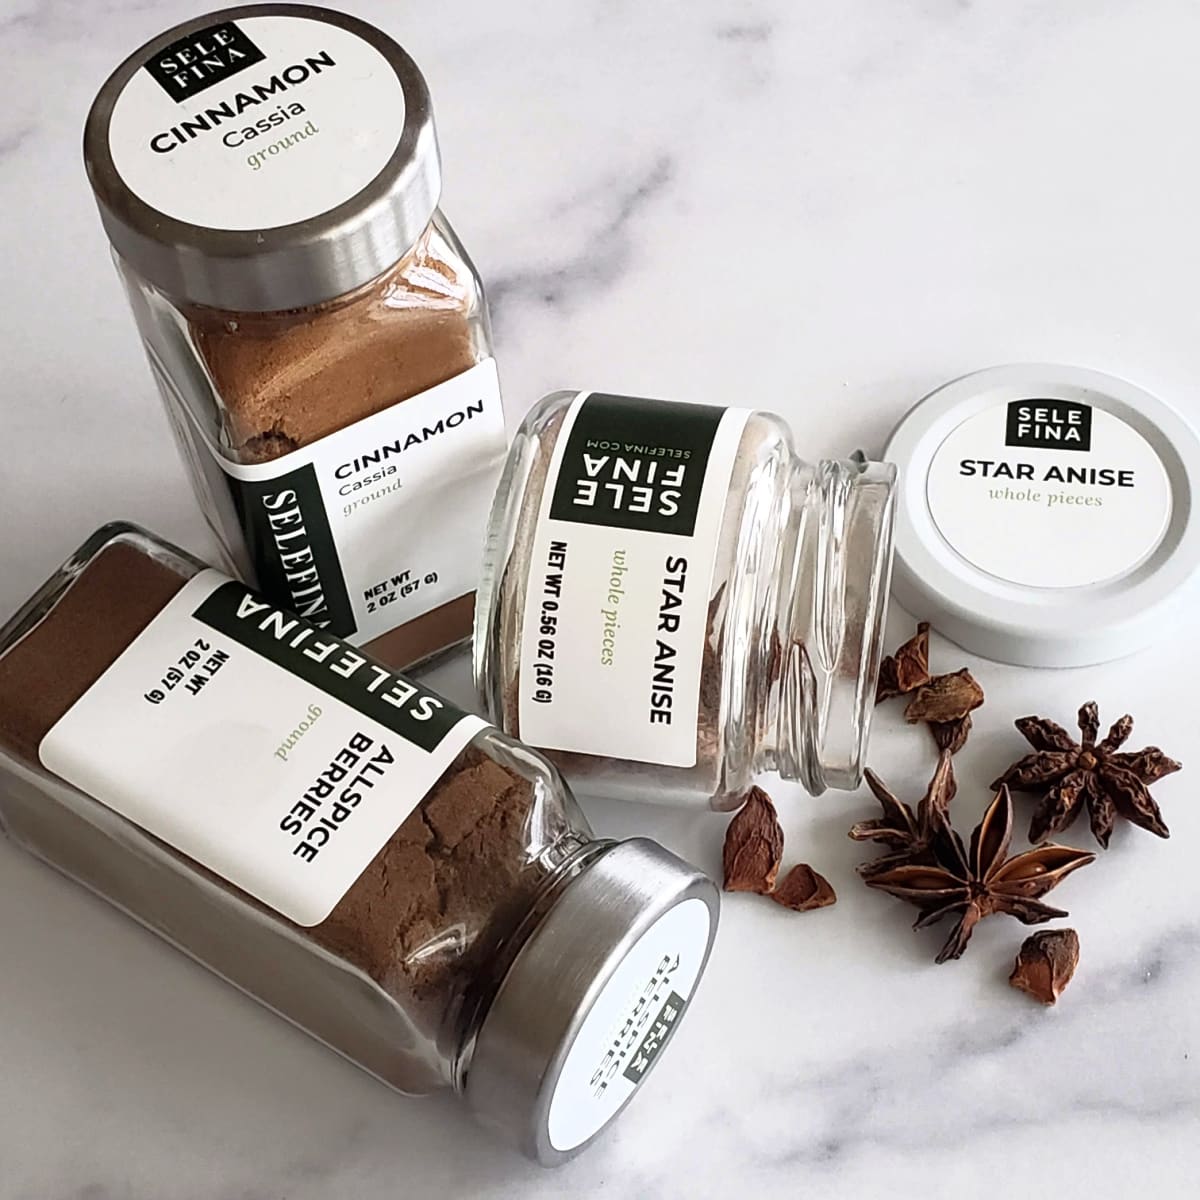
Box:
83;4;441;312
464;839;719;1165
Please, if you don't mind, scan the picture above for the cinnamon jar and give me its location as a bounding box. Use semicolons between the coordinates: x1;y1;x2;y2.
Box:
474;390;899;808
0;523;717;1164
83;5;505;670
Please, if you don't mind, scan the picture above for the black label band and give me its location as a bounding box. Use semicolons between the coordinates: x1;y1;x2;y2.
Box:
228;463;357;638
194;580;465;753
548;394;725;536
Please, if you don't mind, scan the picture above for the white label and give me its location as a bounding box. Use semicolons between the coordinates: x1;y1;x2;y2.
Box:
546;897;711;1153
40;572;486;927
927;399;1172;588
108;15;406;230
518;394;748;767
207;359;505;646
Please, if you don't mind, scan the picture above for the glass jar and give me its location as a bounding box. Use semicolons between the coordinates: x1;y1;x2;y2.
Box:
83;5;506;671
0;524;717;1164
475;391;898;809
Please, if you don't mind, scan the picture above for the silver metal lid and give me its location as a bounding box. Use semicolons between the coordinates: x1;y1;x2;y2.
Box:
83;4;441;311
464;839;719;1165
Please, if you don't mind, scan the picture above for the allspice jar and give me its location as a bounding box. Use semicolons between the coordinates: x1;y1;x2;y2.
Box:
475;391;899;808
0;523;717;1165
83;5;505;669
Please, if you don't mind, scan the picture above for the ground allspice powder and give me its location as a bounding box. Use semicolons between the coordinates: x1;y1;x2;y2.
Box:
0;542;544;1071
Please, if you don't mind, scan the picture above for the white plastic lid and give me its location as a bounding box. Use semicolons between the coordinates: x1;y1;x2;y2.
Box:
885;364;1200;667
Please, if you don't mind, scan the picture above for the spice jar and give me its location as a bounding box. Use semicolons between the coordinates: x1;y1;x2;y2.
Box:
83;5;506;670
474;391;898;808
0;523;718;1164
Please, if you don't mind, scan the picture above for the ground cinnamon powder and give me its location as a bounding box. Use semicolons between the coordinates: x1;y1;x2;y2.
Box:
0;543;544;1068
189;243;477;462
185;226;484;670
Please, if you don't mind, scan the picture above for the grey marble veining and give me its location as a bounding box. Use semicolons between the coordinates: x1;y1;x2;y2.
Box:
1;1;1198;1197
488;153;677;325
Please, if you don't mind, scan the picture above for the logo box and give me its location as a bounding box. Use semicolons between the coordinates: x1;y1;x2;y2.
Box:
548;394;725;537
144;21;266;100
1005;399;1093;452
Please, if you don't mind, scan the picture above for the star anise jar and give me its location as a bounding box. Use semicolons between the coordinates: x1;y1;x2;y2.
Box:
474;390;898;809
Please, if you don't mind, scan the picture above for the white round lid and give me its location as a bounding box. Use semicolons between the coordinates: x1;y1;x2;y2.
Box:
885;364;1200;667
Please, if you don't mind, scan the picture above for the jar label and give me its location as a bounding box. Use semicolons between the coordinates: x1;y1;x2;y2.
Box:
926;398;1172;587
202;358;505;648
518;394;749;767
40;571;486;927
107;14;407;231
545;897;711;1153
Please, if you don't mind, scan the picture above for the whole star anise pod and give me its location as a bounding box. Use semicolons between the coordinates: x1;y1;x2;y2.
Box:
849;750;956;878
865;786;1095;963
992;702;1182;847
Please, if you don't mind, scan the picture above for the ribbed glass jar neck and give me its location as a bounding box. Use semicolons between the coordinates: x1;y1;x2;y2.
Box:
752;455;896;793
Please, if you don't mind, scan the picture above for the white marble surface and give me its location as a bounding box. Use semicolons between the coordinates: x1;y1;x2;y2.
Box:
1;1;1198;1195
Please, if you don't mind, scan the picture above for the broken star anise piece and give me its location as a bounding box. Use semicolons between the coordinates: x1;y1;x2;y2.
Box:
1009;929;1080;1005
875;621;931;703
992;701;1182;847
722;786;784;893
865;785;1095;963
849;751;956;878
929;713;972;755
771;864;837;911
904;669;985;725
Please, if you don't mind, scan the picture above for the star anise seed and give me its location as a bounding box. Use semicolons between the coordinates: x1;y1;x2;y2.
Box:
992;701;1181;847
865;785;1095;963
875;621;931;703
849;751;956;878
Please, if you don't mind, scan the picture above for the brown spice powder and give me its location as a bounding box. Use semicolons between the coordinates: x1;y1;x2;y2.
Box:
0;544;542;1047
186;230;483;670
189;286;476;462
